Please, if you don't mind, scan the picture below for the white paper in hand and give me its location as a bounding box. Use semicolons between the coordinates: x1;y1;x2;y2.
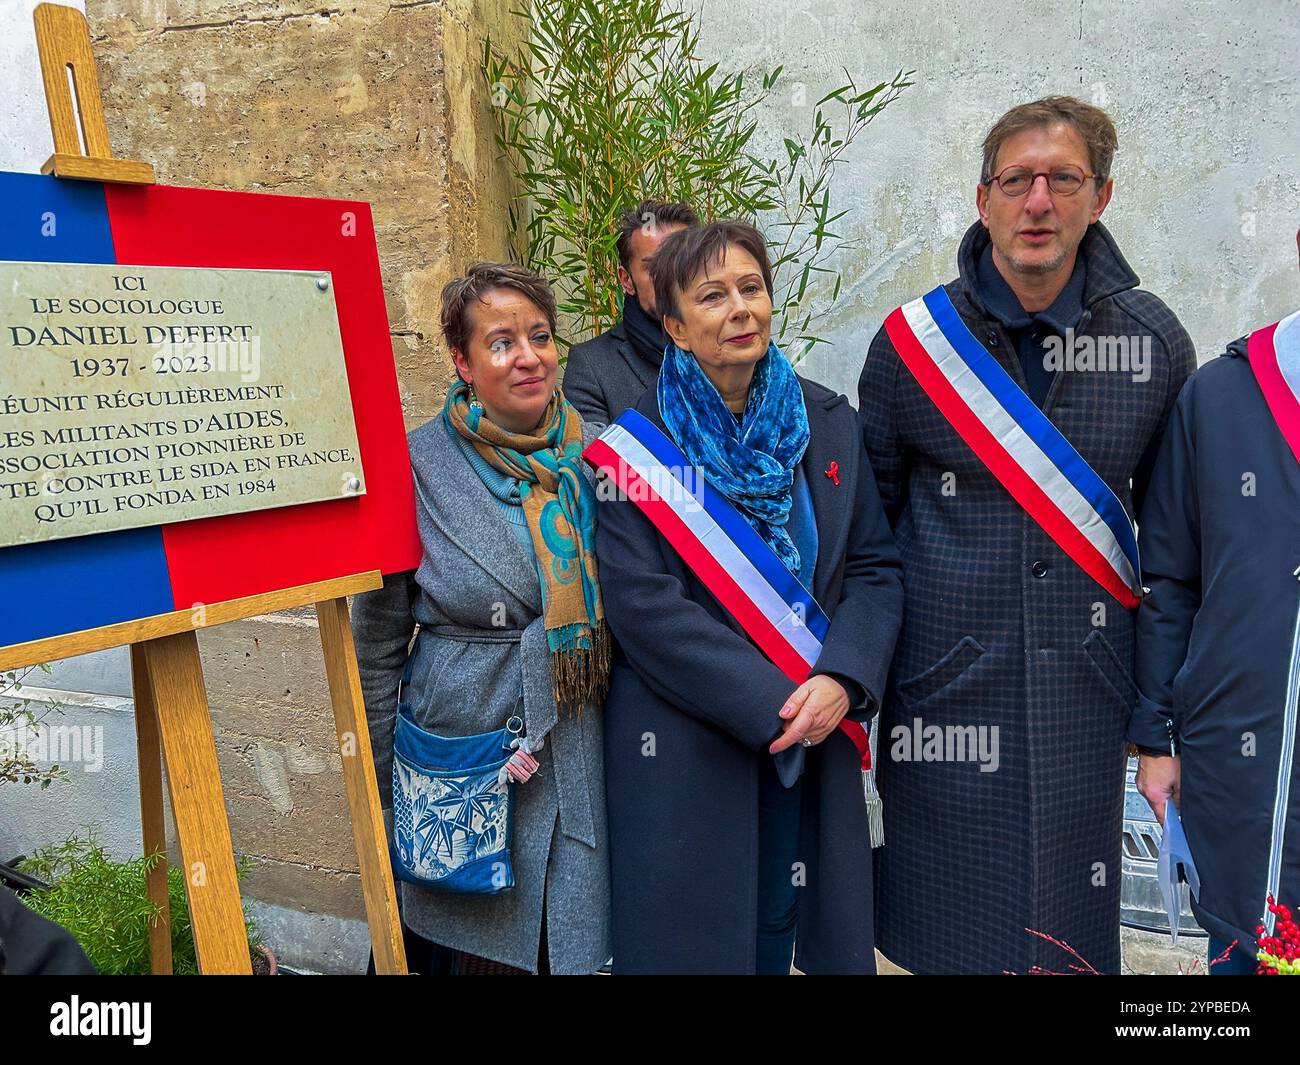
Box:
1157;798;1201;945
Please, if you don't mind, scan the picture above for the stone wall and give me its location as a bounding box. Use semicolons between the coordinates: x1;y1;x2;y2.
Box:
92;0;521;427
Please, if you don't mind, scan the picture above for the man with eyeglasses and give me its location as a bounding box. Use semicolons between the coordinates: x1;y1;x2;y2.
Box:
858;96;1195;974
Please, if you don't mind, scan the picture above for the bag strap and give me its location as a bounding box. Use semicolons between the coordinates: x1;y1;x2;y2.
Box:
395;627;419;709
393;628;526;747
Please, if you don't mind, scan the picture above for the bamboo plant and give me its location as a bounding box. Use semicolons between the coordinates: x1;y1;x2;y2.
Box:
483;0;911;360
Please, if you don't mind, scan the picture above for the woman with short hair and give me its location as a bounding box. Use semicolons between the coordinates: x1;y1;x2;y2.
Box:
353;261;610;974
589;220;904;973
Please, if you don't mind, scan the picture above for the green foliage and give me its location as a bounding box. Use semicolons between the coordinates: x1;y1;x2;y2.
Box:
483;0;911;359
19;834;262;975
1;664;66;789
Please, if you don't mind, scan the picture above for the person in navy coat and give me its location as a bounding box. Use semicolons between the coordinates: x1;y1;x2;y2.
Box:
594;220;904;974
1134;227;1300;975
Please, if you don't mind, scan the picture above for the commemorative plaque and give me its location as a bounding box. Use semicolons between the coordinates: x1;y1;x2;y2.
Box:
0;0;416;975
0;261;366;548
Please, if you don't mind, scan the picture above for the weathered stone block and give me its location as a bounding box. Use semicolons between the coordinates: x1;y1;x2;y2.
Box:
240;853;367;921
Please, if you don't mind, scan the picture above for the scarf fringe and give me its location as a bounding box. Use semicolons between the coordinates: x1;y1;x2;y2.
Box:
552;620;611;716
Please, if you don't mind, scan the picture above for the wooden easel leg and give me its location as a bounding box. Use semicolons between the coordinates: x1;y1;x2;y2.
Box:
140;631;252;975
130;643;172;975
315;596;408;975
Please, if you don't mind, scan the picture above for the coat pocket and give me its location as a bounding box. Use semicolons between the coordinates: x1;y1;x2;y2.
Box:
1082;629;1139;713
896;635;986;705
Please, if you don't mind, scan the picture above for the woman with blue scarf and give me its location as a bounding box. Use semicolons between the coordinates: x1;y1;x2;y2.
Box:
352;262;610;974
595;221;904;974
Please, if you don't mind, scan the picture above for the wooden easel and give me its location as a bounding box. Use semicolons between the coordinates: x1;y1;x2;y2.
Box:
1;4;408;975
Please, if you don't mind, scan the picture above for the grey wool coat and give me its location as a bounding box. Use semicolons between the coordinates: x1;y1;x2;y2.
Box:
351;414;610;975
858;221;1196;975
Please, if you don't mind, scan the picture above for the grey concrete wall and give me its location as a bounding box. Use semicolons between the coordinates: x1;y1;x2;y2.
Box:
0;0;86;172
693;0;1300;398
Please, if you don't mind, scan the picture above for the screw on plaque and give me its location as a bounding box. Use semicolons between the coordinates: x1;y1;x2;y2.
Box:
316;276;330;291
344;475;361;493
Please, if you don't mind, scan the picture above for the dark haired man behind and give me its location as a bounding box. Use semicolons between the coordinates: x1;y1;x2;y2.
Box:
563;199;699;425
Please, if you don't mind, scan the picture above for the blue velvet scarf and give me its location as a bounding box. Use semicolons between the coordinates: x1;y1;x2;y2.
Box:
658;340;810;575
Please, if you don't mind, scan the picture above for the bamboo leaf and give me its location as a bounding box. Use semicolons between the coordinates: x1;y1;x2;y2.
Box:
479;0;909;345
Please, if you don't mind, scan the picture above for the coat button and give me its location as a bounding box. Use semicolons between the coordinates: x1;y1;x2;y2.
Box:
1032;560;1049;578
986;332;999;347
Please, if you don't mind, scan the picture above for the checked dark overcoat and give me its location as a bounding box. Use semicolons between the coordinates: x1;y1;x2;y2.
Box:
858;220;1196;975
597;375;904;974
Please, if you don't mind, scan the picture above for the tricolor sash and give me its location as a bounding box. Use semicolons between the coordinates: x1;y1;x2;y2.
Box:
1247;309;1300;468
884;285;1142;609
583;409;874;774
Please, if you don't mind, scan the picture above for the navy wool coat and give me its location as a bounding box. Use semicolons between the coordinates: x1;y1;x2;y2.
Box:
1133;337;1300;951
563;320;661;428
596;376;904;974
859;221;1196;975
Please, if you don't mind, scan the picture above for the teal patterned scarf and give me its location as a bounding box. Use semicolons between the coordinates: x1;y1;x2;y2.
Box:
444;380;609;714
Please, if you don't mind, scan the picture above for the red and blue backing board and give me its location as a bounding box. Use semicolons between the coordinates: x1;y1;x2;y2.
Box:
0;171;420;649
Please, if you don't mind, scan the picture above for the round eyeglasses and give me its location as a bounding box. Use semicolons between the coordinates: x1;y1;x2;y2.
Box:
985;164;1099;197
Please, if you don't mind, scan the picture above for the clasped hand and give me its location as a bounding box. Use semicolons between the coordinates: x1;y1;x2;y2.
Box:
769;674;850;755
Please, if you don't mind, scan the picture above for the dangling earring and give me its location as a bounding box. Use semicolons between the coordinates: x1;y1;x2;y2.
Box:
462;375;481;413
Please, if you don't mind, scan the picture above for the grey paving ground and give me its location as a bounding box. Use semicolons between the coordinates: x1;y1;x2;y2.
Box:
873;928;1215;975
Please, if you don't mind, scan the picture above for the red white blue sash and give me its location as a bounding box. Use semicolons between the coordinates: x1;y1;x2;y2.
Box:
1247;309;1300;467
583;409;873;771
884;286;1142;610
